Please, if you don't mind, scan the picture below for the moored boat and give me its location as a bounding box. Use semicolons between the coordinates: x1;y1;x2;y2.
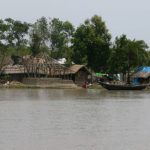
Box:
98;81;147;90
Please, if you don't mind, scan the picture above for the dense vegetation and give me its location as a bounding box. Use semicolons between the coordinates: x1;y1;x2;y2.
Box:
0;15;150;74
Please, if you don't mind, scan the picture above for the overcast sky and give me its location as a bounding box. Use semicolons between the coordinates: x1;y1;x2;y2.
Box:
0;0;150;46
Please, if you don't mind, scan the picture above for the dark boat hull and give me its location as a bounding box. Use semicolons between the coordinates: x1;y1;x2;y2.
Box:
99;81;147;90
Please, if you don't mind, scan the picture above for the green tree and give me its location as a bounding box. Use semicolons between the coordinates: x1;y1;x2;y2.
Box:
0;43;15;74
4;18;30;54
49;18;74;59
108;35;130;74
108;35;149;83
30;17;50;56
72;15;111;71
147;51;150;65
0;18;30;57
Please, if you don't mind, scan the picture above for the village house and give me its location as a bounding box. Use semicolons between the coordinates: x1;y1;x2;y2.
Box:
1;55;91;87
68;64;91;85
1;54;71;81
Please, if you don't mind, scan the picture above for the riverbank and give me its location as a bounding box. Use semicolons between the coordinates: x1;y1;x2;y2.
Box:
0;80;80;89
0;80;149;90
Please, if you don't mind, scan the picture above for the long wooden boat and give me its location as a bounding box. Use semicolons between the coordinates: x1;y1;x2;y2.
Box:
98;81;147;90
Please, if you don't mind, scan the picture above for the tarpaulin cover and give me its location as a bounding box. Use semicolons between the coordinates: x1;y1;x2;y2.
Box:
135;66;150;73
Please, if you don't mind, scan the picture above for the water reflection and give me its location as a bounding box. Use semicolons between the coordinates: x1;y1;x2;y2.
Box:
0;89;149;150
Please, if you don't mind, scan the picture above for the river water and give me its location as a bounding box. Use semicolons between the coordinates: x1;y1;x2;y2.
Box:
0;88;150;150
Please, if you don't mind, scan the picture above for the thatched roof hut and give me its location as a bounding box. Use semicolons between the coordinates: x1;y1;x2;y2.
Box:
1;55;72;81
1;54;91;85
68;64;91;84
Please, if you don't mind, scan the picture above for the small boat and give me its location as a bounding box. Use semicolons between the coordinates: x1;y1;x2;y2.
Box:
98;81;147;90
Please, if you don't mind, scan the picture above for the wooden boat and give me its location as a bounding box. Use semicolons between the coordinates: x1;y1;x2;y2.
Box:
98;81;147;90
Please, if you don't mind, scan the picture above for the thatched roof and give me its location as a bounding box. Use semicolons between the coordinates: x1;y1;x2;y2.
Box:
3;65;25;74
69;65;91;74
2;55;72;75
23;55;62;66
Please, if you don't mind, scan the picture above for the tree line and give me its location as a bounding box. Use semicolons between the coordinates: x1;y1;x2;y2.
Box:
0;15;150;75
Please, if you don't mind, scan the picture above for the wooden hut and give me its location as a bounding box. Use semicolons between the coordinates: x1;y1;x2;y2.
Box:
68;65;91;85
